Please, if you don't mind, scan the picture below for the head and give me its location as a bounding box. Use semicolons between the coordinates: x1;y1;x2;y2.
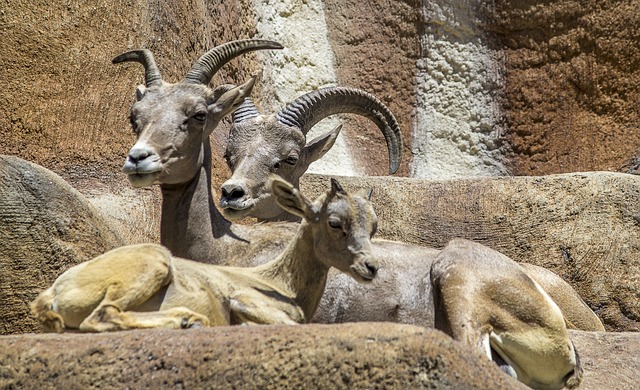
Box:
270;176;379;282
219;87;403;221
114;39;283;188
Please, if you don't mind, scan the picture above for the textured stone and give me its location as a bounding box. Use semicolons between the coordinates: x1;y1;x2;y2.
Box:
0;324;524;389
0;155;124;335
0;324;637;390
569;330;640;390
482;0;640;175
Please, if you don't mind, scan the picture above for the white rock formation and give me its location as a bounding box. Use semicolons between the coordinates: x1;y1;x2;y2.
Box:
252;0;358;176
412;0;509;179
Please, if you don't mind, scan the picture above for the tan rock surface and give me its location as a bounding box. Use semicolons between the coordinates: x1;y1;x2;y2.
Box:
0;155;124;335
0;324;525;389
0;324;637;390
483;0;640;175
569;330;640;390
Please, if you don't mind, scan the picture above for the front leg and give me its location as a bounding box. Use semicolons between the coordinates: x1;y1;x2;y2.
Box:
431;239;581;390
79;304;210;332
229;288;304;325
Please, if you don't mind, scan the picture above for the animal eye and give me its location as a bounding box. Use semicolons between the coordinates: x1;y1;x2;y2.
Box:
328;219;342;229
128;114;138;133
284;156;299;165
193;112;206;122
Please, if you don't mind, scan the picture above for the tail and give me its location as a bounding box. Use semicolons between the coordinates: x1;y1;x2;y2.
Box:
30;288;64;333
563;341;583;389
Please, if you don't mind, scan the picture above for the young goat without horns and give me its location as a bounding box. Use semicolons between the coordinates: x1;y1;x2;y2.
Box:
31;177;379;330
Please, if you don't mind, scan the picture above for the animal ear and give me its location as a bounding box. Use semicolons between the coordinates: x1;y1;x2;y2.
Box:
270;175;314;220
209;76;256;119
135;85;147;101
329;178;347;199
302;124;342;164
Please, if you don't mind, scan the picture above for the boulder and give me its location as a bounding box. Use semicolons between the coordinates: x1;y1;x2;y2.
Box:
0;323;523;389
0;155;124;335
569;330;640;390
0;323;637;390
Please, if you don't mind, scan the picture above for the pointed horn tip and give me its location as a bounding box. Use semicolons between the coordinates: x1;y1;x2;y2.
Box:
112;53;128;64
265;41;284;50
389;154;402;175
111;50;147;64
245;39;283;50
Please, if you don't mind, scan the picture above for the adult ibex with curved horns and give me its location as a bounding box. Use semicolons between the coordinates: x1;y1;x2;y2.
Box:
114;40;603;333
114;39;302;265
219;88;402;222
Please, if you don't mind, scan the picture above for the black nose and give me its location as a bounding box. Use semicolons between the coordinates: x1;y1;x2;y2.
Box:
221;184;246;201
365;261;378;277
128;147;153;164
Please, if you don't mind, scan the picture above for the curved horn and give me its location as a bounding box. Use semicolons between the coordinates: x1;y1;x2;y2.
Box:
232;98;261;123
276;88;403;174
184;39;283;85
112;49;163;87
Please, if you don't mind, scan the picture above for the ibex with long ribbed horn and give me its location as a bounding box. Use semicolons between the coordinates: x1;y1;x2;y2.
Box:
219;88;402;222
114;40;304;265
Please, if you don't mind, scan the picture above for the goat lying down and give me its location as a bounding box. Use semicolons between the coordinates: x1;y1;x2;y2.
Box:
33;177;580;389
31;177;378;330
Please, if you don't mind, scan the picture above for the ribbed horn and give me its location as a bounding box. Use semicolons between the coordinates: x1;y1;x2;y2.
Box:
276;87;403;174
112;49;163;87
184;39;283;85
232;98;261;123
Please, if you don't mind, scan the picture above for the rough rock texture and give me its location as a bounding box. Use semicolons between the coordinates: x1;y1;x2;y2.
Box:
569;330;640;390
0;324;526;389
0;155;124;335
412;0;511;178
0;325;637;390
323;0;421;177
482;0;640;175
301;172;640;332
3;0;637;189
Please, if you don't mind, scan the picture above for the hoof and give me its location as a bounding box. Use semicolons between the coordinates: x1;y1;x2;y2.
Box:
180;316;209;329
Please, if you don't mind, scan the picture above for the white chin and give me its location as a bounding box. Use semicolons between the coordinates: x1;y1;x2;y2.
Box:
127;173;158;187
350;269;375;283
222;207;253;221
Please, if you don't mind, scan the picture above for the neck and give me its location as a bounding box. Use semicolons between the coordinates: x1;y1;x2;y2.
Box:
257;212;301;223
159;141;234;262
256;222;329;320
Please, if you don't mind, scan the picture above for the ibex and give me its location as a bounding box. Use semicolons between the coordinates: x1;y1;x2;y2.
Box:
115;41;604;335
220;88;402;222
30;177;379;331
116;39;299;265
